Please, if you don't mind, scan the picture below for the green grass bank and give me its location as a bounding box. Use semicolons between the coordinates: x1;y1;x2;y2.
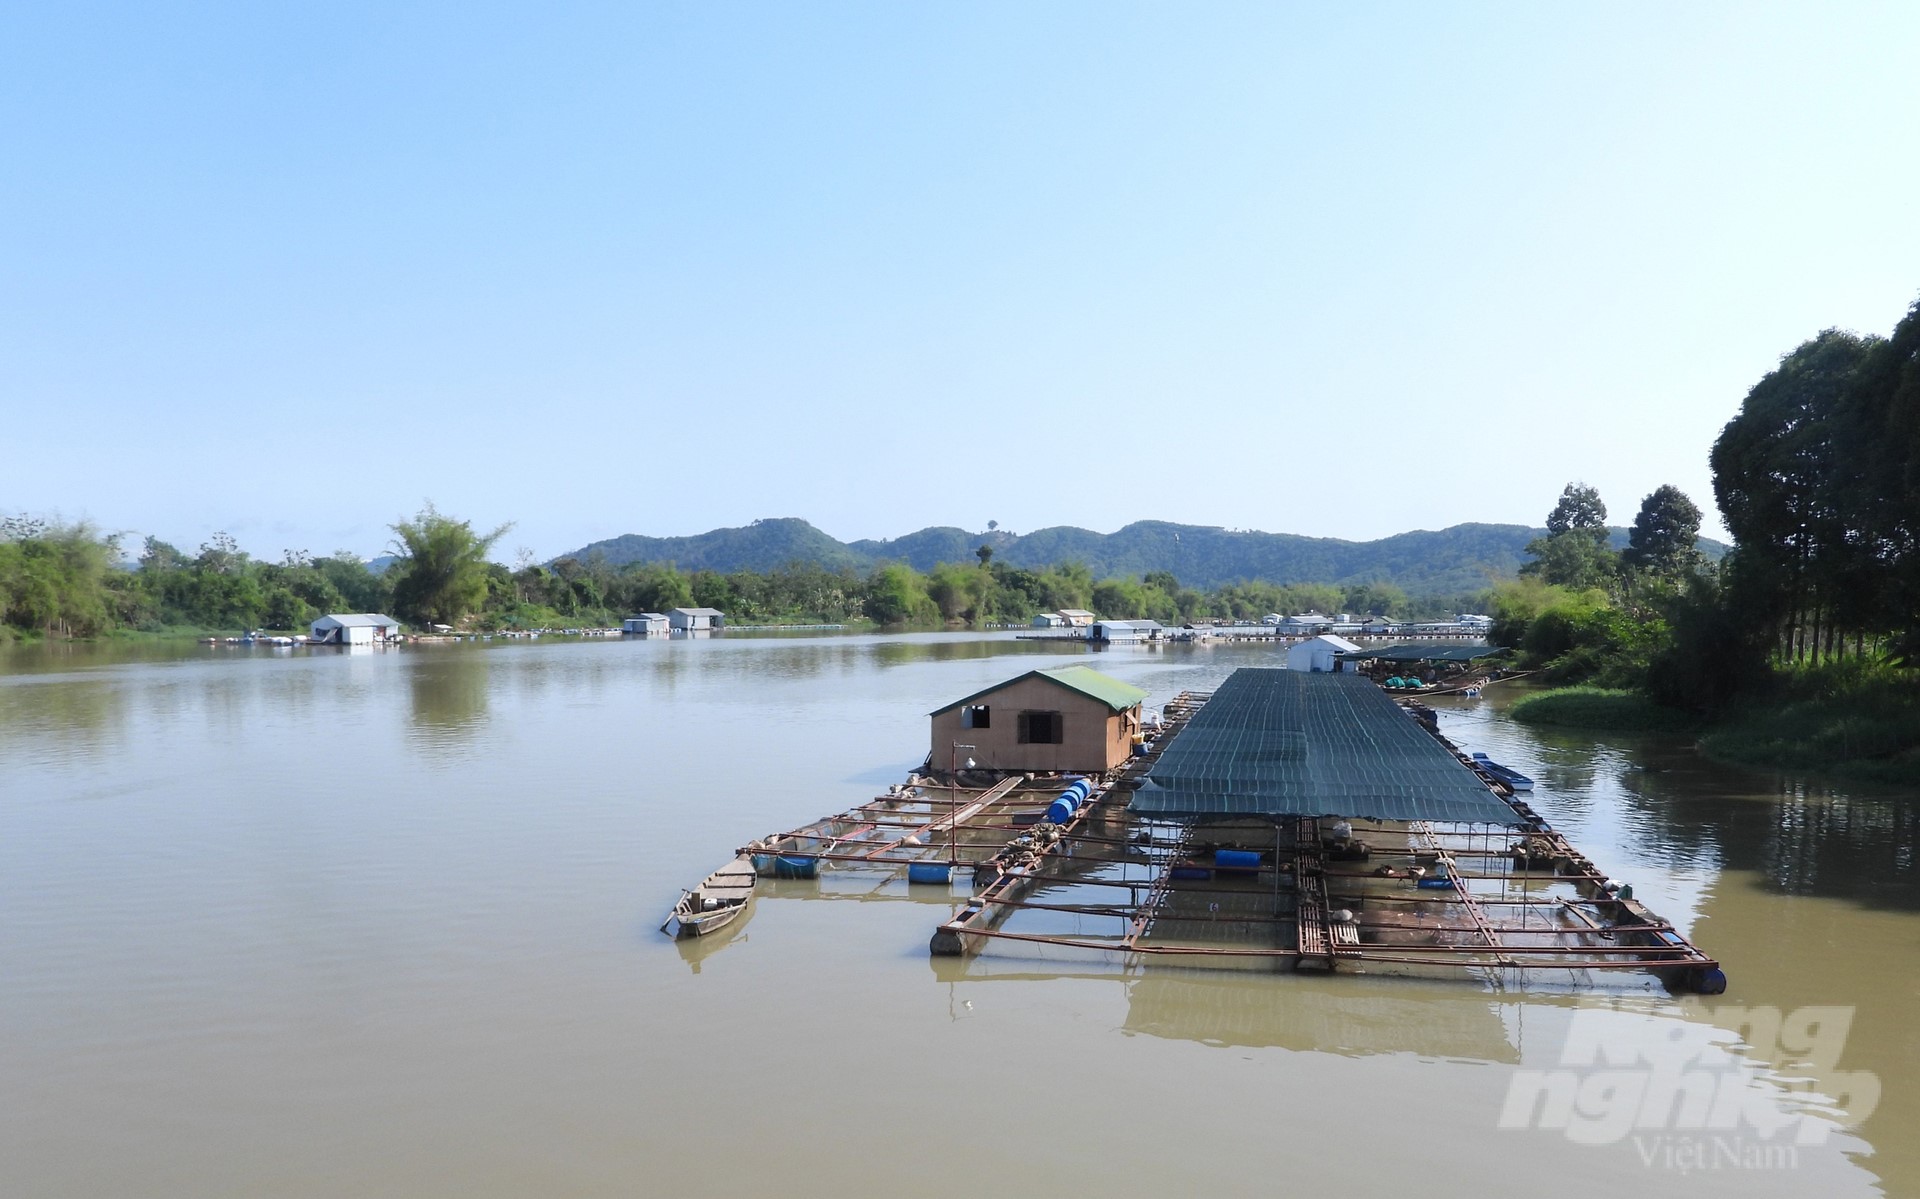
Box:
1507;687;1687;732
1511;669;1920;782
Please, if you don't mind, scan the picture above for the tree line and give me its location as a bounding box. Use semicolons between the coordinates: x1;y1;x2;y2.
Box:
1492;293;1920;714
0;506;1488;640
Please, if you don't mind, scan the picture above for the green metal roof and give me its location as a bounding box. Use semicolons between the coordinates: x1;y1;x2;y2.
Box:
931;665;1149;716
1337;643;1508;663
1131;669;1520;824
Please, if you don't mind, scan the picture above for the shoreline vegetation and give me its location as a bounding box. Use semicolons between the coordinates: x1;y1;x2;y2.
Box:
1492;293;1920;780
1512;673;1920;784
0;508;1486;646
8;298;1917;777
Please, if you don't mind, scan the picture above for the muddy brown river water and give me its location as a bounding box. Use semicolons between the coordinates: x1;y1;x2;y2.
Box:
1;633;1913;1197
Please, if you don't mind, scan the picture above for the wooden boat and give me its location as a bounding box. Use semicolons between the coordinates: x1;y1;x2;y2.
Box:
662;855;757;938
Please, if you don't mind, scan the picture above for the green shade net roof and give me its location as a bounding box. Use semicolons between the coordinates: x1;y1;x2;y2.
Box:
1339;644;1508;663
931;665;1148;716
1131;669;1520;824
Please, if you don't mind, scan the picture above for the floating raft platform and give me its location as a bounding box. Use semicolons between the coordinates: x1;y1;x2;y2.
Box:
705;670;1723;994
929;671;1725;994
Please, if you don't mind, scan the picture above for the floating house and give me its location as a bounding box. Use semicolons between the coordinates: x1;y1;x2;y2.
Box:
1275;612;1334;633
1088;618;1164;643
309;613;404;645
668;607;725;632
1286;633;1363;673
1031;612;1066;628
929;665;1149;774
622;613;669;634
1056;609;1096;628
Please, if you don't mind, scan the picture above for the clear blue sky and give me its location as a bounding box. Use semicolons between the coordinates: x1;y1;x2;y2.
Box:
5;3;1917;562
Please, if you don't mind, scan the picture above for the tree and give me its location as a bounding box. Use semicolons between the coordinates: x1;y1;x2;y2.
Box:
1712;330;1879;663
863;564;936;624
1523;483;1618;590
976;544;993;566
1520;532;1618;591
1623;485;1706;579
1546;483;1609;539
387;504;512;627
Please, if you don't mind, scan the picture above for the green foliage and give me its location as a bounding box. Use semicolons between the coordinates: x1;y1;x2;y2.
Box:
1546;483;1609;538
1509;687;1685;731
926;562;991;622
1623;485;1707;579
0;519;121;637
1710;319;1916;668
862;564;938;624
1488;577;1577;649
1699;663;1920;781
388;504;513;627
1519;530;1620;591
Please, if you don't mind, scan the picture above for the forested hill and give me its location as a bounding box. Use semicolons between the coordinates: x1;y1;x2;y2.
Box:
559;518;1726;595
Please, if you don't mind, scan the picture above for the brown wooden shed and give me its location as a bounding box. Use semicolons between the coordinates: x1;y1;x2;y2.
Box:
930;665;1149;775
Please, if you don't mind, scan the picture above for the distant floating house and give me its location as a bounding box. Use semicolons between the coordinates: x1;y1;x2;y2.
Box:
668;607;725;632
1088;618;1164;643
309;613;404;645
1276;612;1334;633
930;665;1149;774
1056;609;1096;628
1286;633;1363;673
622;613;669;634
1031;612;1067;628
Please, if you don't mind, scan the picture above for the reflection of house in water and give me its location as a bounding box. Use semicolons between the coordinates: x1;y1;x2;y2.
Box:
1121;973;1518;1061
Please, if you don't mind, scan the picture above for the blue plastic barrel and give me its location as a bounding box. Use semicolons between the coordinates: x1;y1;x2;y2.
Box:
1045;777;1094;824
1170;865;1212;881
774;855;819;879
907;861;952;885
1214;849;1261;871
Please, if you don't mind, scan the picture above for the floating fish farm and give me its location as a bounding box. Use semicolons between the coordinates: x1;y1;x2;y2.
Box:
676;667;1726;995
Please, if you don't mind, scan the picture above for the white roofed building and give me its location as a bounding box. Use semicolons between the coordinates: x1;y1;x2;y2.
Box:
1286;633;1362;673
310;613;404;645
668;607;725;631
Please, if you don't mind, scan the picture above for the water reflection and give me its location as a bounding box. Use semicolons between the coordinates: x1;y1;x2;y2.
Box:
1125;972;1516;1059
3;633;1911;1197
1442;692;1920;914
406;649;491;749
0;676;126;764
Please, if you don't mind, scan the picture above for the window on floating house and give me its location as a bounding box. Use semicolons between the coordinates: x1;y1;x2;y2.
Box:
962;705;991;730
1017;710;1064;744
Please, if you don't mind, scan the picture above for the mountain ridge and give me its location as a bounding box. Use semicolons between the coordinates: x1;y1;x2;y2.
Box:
555;518;1727;596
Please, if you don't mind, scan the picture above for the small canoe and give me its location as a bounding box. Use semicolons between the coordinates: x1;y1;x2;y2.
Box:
1470;752;1535;792
663;855;757;939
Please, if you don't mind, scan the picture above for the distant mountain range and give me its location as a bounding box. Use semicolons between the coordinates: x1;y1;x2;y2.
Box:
556;518;1726;596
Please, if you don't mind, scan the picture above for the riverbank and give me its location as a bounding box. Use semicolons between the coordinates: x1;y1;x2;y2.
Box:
1513;672;1920;782
0;623;236;646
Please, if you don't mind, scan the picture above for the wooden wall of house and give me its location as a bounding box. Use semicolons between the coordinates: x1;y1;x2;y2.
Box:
929;675;1138;774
